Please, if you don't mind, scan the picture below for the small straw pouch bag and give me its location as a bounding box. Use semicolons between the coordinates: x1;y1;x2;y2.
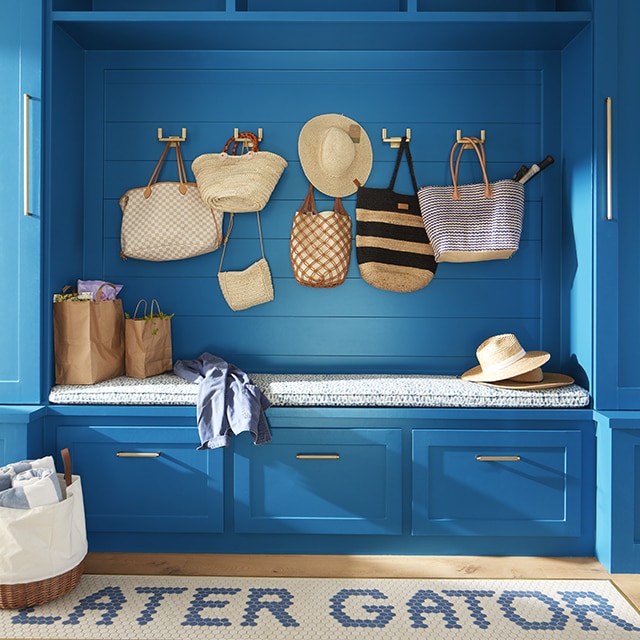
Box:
356;137;437;292
119;141;223;261
417;136;524;263
218;212;274;311
192;131;288;213
290;184;352;288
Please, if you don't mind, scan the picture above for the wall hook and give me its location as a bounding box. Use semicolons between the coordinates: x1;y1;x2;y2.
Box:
456;129;485;148
382;128;411;148
234;127;263;148
157;127;186;146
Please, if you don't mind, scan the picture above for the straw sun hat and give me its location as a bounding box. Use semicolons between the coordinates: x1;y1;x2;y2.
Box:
461;333;574;389
298;114;373;198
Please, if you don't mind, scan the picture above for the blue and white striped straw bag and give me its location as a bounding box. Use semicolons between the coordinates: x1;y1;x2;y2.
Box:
417;137;524;263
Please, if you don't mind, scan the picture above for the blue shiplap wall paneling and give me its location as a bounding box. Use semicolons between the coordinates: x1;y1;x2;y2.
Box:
60;48;560;380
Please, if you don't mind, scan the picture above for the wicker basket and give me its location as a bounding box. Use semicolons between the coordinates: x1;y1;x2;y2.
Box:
0;557;85;609
0;449;87;609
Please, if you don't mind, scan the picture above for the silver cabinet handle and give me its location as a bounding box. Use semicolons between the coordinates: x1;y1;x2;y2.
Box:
296;454;340;460
116;452;161;458
606;96;613;221
23;93;32;217
476;455;521;462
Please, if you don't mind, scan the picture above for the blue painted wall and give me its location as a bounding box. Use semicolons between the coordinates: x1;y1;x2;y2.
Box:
46;46;568;384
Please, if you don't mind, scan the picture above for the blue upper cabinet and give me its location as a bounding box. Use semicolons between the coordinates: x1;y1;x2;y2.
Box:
0;1;43;403
593;0;640;410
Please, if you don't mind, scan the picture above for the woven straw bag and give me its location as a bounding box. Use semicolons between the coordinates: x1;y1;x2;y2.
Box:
192;132;288;213
356;137;437;292
119;142;223;262
218;212;274;311
290;184;352;288
417;137;524;263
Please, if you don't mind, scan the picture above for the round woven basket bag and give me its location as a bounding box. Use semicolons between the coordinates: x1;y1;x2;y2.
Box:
290;184;352;288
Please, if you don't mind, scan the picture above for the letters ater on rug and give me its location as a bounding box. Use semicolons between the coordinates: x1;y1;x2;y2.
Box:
1;575;639;639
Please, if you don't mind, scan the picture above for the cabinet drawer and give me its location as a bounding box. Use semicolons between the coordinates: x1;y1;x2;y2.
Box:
57;426;224;533
412;429;582;537
234;428;402;534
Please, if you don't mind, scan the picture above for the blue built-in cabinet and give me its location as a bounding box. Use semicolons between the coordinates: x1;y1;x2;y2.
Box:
6;0;640;571
0;0;43;403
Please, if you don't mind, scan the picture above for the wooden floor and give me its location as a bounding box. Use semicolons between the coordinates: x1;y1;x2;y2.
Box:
86;553;640;611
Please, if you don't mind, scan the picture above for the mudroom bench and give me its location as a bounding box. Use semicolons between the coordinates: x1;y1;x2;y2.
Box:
45;373;596;558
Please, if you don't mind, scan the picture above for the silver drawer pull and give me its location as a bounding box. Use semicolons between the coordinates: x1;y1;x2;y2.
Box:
296;454;340;460
116;452;161;458
476;455;521;462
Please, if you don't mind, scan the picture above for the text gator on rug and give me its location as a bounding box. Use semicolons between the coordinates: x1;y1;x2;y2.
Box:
1;576;639;639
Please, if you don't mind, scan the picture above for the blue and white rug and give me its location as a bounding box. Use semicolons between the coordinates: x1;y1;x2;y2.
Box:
1;575;639;639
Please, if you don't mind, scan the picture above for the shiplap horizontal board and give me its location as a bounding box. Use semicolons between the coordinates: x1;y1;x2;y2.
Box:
111;276;539;320
104;73;541;127
168;316;540;360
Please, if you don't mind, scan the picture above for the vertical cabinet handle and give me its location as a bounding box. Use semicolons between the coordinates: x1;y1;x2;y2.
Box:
23;93;32;216
606;96;613;221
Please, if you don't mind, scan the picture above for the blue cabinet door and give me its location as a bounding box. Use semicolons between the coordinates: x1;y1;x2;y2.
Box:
0;0;42;403
234;428;403;535
57;425;224;534
593;0;640;410
412;429;584;538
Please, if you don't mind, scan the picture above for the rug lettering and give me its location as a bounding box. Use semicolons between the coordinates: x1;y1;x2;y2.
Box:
10;586;640;633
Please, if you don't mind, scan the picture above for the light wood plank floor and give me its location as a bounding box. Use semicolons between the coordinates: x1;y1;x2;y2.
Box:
86;553;640;611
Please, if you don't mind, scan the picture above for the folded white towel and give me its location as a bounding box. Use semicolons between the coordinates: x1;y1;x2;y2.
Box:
0;456;62;509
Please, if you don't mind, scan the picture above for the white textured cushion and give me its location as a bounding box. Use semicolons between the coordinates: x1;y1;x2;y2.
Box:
49;373;590;409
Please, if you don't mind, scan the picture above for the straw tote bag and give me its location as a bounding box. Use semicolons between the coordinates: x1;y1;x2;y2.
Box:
218;212;274;311
290;184;352;288
356;137;437;292
119;142;223;262
192;131;288;213
417;137;524;263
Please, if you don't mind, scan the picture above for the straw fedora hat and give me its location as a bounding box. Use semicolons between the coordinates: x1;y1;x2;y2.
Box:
461;333;550;382
298;114;373;198
478;367;575;390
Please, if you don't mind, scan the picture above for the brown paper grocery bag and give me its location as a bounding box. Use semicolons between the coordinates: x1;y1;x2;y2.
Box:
125;299;173;379
53;286;125;385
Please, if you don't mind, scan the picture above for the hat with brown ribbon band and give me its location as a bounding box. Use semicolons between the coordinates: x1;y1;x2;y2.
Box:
461;333;551;382
298;114;373;198
480;368;575;390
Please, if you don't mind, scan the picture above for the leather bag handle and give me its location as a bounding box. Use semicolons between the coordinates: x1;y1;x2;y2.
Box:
449;136;492;200
144;142;187;198
298;183;317;215
61;447;72;488
221;131;260;155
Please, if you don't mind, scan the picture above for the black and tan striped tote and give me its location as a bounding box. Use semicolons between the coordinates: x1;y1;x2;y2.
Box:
356;138;437;292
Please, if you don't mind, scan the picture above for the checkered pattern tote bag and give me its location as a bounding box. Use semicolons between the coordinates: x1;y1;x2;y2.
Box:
119;142;223;262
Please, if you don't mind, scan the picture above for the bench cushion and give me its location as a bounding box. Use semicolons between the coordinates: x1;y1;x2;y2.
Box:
48;373;590;409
